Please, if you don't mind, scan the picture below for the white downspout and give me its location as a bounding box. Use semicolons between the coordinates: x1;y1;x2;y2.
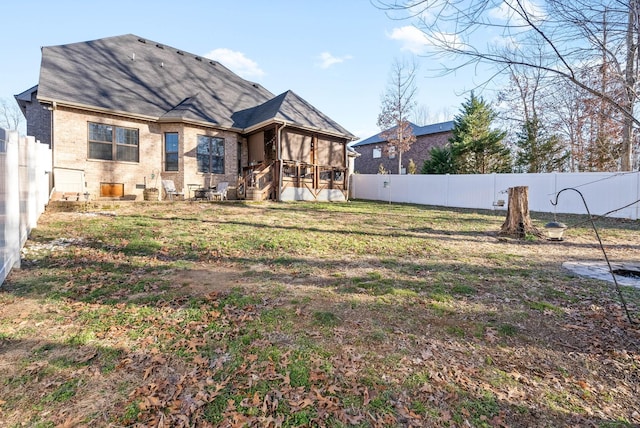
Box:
49;101;56;195
345;142;351;201
277;122;287;201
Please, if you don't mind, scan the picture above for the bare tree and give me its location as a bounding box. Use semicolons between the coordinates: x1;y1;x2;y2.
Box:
496;61;548;146
582;61;626;170
412;104;452;125
374;0;640;170
499;63;545;125
497;64;569;172
411;105;432;126
0;98;24;131
377;58;418;174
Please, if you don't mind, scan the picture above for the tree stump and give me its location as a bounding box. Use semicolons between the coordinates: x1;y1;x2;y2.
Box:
500;186;542;238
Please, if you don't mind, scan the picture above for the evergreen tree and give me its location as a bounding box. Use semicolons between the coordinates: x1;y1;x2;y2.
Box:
421;146;454;174
514;117;569;173
450;93;511;174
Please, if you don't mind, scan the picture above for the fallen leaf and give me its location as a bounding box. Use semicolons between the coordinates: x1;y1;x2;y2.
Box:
55;415;85;428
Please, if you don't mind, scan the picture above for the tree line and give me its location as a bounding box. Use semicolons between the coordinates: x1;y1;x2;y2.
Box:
374;0;640;174
377;64;575;175
378;66;635;175
421;91;570;175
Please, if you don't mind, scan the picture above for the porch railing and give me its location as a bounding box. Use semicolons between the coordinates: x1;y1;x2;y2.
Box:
281;161;346;193
243;162;275;200
242;160;347;200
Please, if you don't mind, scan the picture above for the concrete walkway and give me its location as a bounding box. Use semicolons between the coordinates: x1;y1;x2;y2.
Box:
563;261;640;288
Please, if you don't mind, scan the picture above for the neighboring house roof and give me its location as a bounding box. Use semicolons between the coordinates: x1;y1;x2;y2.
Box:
14;85;39;117
34;34;355;139
350;121;454;147
15;85;38;102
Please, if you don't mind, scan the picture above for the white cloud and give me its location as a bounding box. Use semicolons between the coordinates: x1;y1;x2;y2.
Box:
203;48;265;79
488;0;546;26
388;26;429;54
317;52;353;69
388;25;461;53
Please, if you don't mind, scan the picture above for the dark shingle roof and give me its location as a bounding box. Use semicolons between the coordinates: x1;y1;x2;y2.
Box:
351;121;454;147
233;90;355;138
36;34;354;138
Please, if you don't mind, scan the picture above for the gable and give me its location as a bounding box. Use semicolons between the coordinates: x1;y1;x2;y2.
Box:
233;90;355;139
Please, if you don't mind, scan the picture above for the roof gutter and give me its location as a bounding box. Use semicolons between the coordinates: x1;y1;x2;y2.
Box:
243;119;356;141
158;116;244;133
36;96;246;133
36;97;159;122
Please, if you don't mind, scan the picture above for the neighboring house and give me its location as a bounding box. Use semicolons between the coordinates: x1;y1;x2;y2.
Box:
15;34;356;202
351;121;454;174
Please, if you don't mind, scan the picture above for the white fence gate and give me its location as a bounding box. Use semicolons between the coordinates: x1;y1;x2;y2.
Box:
351;172;640;220
0;129;51;285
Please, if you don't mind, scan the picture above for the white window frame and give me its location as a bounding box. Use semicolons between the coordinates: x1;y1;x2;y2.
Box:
388;145;396;159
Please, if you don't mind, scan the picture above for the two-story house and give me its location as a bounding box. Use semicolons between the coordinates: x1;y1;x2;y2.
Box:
351;121;453;174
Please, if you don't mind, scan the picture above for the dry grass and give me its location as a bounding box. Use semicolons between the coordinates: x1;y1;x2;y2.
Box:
1;200;639;427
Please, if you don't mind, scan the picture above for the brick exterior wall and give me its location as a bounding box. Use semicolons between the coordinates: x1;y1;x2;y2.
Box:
353;130;452;174
179;125;240;193
24;92;51;147
52;106;241;200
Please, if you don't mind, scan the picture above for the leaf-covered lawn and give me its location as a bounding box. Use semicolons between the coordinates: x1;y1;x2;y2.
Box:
1;200;639;427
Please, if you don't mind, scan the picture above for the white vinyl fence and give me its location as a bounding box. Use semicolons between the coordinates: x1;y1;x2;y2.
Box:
351;172;640;220
0;129;51;285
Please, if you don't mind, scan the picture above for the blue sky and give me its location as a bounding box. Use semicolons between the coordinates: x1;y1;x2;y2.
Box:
0;0;493;140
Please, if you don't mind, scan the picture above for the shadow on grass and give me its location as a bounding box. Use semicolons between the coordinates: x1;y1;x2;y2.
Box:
5;242;639;357
1;333;635;427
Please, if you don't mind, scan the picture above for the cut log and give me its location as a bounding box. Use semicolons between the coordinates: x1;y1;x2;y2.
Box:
500;186;542;238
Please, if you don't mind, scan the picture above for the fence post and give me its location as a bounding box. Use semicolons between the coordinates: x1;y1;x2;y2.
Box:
636;171;640;221
25;136;38;231
1;129;21;285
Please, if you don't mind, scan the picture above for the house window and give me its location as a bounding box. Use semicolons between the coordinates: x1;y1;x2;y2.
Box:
197;135;225;174
88;122;139;162
388;145;396;159
165;133;179;171
373;147;382;159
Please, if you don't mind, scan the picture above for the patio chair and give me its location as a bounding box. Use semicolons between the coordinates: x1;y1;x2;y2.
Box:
210;181;229;201
161;180;185;201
